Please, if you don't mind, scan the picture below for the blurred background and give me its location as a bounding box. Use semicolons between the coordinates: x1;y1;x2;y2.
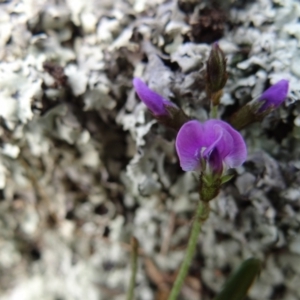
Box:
0;0;300;299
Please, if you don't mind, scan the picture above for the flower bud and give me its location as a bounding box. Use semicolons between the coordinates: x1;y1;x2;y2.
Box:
257;79;289;112
206;42;228;105
229;80;289;130
133;78;190;131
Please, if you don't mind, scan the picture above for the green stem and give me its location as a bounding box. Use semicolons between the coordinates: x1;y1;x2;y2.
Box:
168;202;207;300
126;237;139;300
211;104;218;119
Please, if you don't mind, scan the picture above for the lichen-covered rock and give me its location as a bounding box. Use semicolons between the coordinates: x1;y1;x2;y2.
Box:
0;0;299;300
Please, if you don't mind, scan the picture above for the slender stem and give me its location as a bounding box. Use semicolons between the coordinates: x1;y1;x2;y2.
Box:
211;104;218;119
168;202;207;300
126;237;139;300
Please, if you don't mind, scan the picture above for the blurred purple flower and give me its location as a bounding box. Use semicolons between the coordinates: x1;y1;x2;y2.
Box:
133;78;177;116
258;79;289;112
176;119;247;173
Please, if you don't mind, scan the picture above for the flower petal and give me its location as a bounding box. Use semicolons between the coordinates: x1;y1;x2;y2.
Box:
176;120;205;171
201;121;223;157
259;79;289;111
208;148;223;174
208;120;247;168
133;78;174;116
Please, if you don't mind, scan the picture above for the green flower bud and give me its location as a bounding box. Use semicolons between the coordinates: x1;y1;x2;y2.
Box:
206;42;228;106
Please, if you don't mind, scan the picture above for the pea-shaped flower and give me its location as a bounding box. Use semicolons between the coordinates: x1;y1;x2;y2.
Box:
176;119;247;174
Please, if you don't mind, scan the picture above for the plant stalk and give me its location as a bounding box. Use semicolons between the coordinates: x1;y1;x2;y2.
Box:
211;104;219;119
167;201;207;300
126;236;139;300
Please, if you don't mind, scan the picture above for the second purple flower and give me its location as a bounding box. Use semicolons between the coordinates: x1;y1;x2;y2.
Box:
258;79;289;112
132;77;190;130
133;78;176;116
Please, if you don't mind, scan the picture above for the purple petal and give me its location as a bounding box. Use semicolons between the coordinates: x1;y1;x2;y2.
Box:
133;78;175;116
258;79;289;111
201;121;223;157
205;120;247;168
208;148;223;174
175;120;205;171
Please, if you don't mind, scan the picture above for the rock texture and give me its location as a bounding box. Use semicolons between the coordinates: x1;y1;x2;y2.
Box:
0;0;299;299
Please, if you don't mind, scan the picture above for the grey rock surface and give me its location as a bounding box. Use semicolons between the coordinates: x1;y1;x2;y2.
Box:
0;0;299;300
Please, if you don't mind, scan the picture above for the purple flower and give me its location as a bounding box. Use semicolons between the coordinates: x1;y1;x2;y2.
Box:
133;78;176;116
176;119;247;173
258;79;289;112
